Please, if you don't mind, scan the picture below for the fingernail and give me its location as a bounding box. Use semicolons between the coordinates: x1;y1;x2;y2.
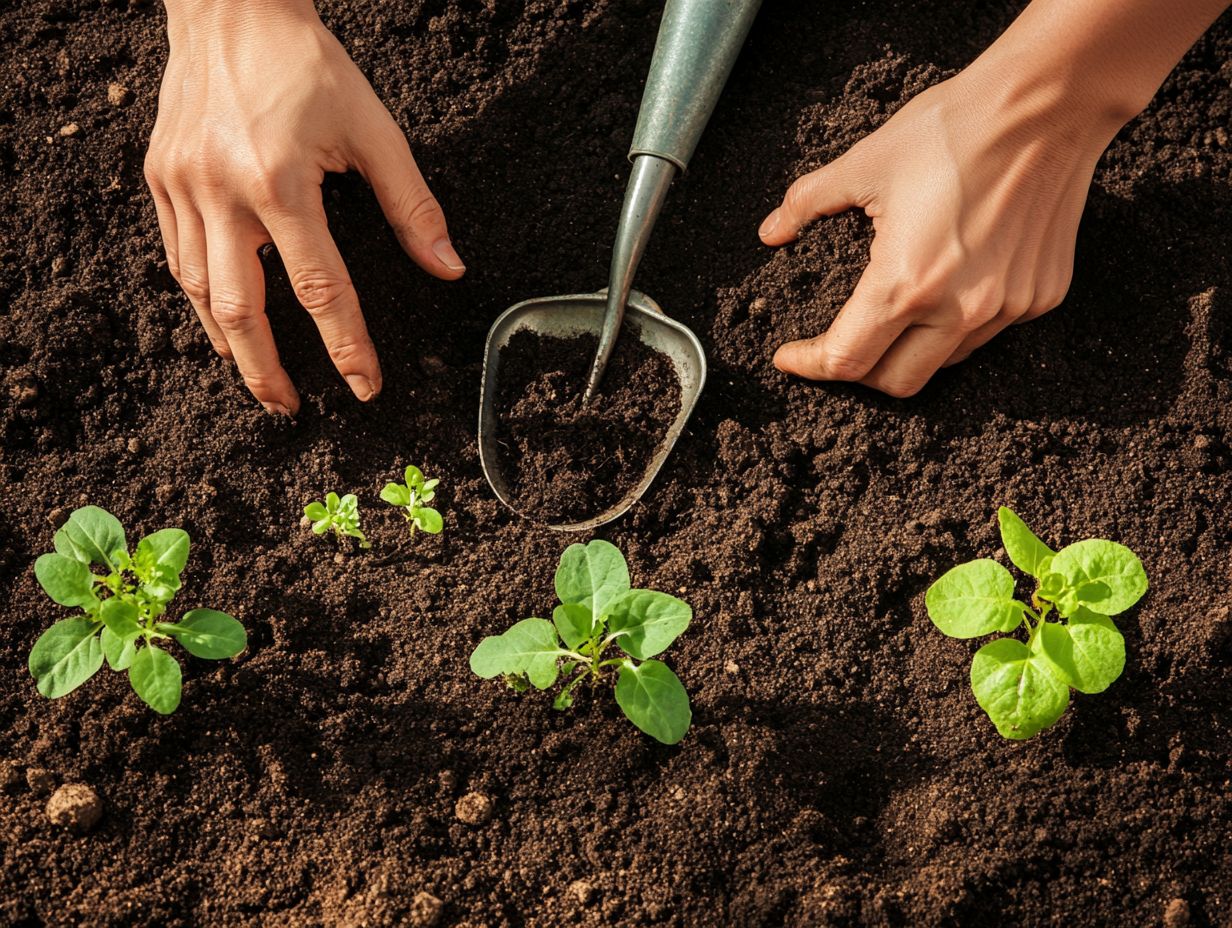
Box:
432;238;466;272
263;402;291;417
758;209;781;239
346;374;375;401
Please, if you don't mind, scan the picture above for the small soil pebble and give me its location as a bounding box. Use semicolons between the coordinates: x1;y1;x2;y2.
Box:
454;791;493;825
127;437;144;454
1163;898;1191;928
494;330;681;523
567;879;595;904
51;255;69;277
26;767;55;794
59;122;80;137
46;784;103;833
408;891;443;927
106;82;132;106
0;760;20;791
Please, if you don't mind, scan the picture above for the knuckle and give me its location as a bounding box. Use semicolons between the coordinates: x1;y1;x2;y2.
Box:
291;271;354;315
959;299;1001;329
877;375;925;399
403;188;445;228
820;348;871;382
177;267;210;304
209;293;258;331
324;335;370;368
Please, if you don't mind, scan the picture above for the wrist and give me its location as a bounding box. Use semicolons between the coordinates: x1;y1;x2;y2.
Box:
164;0;321;46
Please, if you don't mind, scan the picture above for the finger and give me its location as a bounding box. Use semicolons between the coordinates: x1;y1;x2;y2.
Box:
773;269;908;382
169;199;232;360
355;118;465;280
147;175;181;275
942;309;1020;367
860;324;966;398
204;216;300;415
760;153;862;246
264;199;382;401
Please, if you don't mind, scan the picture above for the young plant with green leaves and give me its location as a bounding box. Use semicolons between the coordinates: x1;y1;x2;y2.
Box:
380;465;443;536
470;540;693;745
926;507;1148;739
28;506;247;714
304;492;370;549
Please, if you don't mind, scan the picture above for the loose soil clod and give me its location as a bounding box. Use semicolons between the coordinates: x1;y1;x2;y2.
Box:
45;784;103;834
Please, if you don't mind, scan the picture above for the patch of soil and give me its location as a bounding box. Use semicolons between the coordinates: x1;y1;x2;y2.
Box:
2;1;1231;927
494;330;681;523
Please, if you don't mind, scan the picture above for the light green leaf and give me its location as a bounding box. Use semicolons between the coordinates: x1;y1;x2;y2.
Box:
1050;539;1148;615
129;646;182;714
53;506;127;569
164;609;247;659
553;603;595;649
380;483;410;506
552;673;585;710
34;553;97;608
997;507;1055;578
404;465;424;488
554;540;630;617
101;625;137;671
304;502;328;520
614;660;691;745
608;590;692;659
926;560;1026;638
29;617;104;698
325;492;341;510
469;618;564;690
135;528;190;576
99;598;141;639
413;507;443;534
1034;609;1125;694
970;638;1070;739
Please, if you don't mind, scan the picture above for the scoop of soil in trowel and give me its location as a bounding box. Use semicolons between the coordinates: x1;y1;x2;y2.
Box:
495;329;683;523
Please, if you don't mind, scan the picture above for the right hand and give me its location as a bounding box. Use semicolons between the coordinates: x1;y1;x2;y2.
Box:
145;0;465;415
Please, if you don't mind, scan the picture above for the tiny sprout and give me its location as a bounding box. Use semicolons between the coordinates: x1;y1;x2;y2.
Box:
380;465;443;536
304;492;370;549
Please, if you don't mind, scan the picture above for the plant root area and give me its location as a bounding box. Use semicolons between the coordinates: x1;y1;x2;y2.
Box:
2;2;1230;926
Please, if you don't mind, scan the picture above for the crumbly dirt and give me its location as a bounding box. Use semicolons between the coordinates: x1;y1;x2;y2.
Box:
494;330;681;523
1;1;1231;926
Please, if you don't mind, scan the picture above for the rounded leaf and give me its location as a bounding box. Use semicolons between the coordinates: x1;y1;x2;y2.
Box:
554;540;630;617
469;618;562;689
99;598;141;639
34;553;97;608
997;507;1055;578
101;625;137;671
970;638;1070;739
608;590;692;659
129;646;182;714
553;603;595;649
614;660;691;745
380;483;410;506
1034;610;1125;694
1050;539;1148;615
167;609;247;659
304;502;328;520
29;617;104;698
413;507;443;534
135;528;190;575
926;560;1025;638
53;506;127;569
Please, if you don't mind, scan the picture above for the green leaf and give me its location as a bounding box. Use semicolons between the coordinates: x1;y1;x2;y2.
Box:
554;540;630;617
380;483;410;506
970;638;1070;739
134;528;190;576
34;553;97;608
53;506;127;569
165;609;247;659
28;617;104;698
101;626;137;671
469;618;564;689
404;465;424;488
1034;609;1125;694
614;660;691;745
99;598;141;639
325;492;341;510
608;590;692;659
305;502;328;520
553;603;595;649
552;673;585;710
129;646;182;714
926;560;1026;638
997;507;1055;578
1050;539;1148;615
413;507;443;534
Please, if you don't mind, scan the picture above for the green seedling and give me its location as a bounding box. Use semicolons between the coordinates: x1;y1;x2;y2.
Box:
304;492;370;549
926;507;1148;739
28;506;247;714
470;539;693;745
380;465;443;536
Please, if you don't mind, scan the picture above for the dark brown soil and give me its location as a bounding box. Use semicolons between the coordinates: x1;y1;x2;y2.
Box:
2;1;1231;926
494;330;681;523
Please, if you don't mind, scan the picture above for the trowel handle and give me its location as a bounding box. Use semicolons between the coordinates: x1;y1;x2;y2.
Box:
629;0;764;171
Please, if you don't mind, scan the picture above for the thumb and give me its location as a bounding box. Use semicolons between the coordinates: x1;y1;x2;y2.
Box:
759;153;862;247
356;118;466;280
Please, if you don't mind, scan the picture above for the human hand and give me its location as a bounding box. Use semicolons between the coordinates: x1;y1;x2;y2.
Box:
145;0;465;415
